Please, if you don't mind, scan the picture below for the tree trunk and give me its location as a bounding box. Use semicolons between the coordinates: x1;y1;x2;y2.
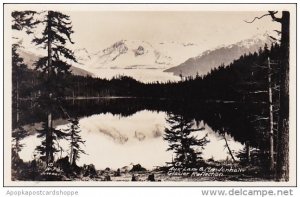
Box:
246;141;251;162
46;11;53;164
69;133;74;165
47;112;53;164
223;133;236;162
16;76;19;124
72;149;77;166
276;11;290;181
267;57;275;172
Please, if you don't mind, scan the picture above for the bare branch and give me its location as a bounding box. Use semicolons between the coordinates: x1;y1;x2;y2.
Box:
272;85;280;90
253;115;268;118
244;11;281;24
268;11;282;23
252;63;268;69
251;117;269;123
248;90;268;94
269;36;278;41
244;13;272;23
274;30;282;35
270;60;281;64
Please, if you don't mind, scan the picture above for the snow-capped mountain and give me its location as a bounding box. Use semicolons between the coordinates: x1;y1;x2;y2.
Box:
74;48;92;64
74;40;205;82
18;49;93;77
86;39;203;70
165;33;274;77
88;40;168;69
17;33;273;83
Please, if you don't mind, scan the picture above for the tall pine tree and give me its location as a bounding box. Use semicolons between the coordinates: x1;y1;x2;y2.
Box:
35;122;67;162
164;113;209;167
11;11;38;161
12;42;27;128
245;10;290;181
64;118;86;166
32;11;77;164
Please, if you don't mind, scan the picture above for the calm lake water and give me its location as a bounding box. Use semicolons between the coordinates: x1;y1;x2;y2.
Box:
18;98;247;170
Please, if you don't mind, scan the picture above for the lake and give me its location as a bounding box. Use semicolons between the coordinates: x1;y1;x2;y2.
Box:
16;98;257;170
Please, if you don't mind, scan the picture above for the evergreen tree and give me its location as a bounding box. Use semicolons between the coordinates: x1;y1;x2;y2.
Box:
273;11;290;182
64;118;86;166
11;127;27;164
32;11;77;164
11;11;38;162
12;11;38;34
32;10;77;99
35;122;67;162
12;10;38;127
245;10;290;181
164;113;209;167
12;42;27;127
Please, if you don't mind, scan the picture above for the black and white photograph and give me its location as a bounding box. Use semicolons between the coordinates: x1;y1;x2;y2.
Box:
3;3;297;186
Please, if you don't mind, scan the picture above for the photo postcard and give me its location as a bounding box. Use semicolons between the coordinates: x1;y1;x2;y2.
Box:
3;3;297;186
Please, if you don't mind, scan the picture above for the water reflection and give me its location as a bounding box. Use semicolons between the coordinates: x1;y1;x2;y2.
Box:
19;109;244;170
164;112;210;167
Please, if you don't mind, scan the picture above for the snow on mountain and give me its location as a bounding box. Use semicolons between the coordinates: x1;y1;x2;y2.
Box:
74;40;206;82
85;40;205;69
152;41;205;67
165;33;274;77
87;40;172;70
74;48;91;64
17;32;273;83
18;49;93;77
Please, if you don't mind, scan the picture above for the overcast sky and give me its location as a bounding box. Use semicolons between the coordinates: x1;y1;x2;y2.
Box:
11;10;281;54
64;11;280;52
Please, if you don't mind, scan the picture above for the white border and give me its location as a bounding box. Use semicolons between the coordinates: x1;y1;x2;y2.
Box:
2;2;297;187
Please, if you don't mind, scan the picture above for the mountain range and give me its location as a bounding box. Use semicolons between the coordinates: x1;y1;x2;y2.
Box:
164;33;272;77
18;50;93;77
17;33;273;82
84;39;204;70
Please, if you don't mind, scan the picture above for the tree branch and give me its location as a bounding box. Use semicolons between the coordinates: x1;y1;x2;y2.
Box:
248;90;268;94
251;117;269;122
244;11;281;24
244;13;272;23
268;11;282;23
274;30;282;35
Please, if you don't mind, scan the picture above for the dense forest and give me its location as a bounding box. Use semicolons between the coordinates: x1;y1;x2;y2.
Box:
11;10;290;182
14;43;280;101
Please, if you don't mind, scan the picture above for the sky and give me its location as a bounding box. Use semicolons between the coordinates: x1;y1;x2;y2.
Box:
10;10;282;82
64;11;280;53
11;10;281;54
